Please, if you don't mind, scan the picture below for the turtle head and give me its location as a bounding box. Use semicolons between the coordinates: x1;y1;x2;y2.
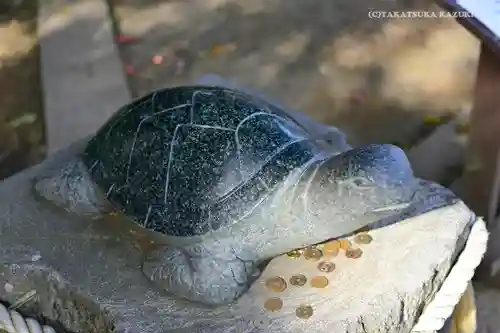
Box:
304;144;417;238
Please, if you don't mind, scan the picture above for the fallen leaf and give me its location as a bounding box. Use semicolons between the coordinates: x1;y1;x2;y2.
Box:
8;113;37;128
58;5;69;14
423;115;442;125
116;35;138;44
124;64;135;74
209;43;237;57
152;55;164;64
348;89;367;105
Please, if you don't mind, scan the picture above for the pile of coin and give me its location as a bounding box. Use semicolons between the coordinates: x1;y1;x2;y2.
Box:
262;231;374;319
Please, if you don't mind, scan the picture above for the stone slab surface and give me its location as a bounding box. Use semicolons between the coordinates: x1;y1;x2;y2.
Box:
38;0;131;154
0;141;475;333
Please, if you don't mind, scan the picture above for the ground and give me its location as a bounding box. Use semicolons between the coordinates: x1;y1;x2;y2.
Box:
0;0;480;179
108;0;478;148
0;0;44;180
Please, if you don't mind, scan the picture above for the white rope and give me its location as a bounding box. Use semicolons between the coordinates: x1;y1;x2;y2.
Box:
412;217;489;332
0;303;56;333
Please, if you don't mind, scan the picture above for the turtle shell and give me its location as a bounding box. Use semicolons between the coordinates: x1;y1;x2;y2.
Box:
82;86;321;237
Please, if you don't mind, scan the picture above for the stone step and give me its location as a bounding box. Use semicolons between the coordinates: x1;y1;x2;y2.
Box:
38;0;130;154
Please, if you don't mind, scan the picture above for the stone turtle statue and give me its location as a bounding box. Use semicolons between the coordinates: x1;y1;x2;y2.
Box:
34;86;420;305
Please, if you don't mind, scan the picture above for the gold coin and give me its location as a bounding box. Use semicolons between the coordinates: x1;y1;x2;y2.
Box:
296;305;314;319
289;274;307;286
339;239;351;250
345;247;363;259
303;248;323;261
317;261;335;273
354;233;373;245
265;276;287;292
287;249;303;258
310;276;329;288
264;297;283;312
322;240;340;257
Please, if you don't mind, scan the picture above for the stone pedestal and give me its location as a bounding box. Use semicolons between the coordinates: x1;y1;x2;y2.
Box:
0;142;480;333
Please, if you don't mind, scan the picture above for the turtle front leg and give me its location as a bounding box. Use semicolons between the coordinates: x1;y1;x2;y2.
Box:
142;245;258;305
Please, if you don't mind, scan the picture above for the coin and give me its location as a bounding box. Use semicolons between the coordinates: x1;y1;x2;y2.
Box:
345;247;363;259
310;276;329;288
289;274;307;286
339;239;351;250
286;249;303;258
317;261;335;273
322;240;340;257
296;305;314;319
354;233;373;245
264;297;283;312
265;276;287;292
303;248;323;261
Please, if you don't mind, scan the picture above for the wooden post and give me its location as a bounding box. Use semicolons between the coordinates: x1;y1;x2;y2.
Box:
456;43;500;282
460;43;500;223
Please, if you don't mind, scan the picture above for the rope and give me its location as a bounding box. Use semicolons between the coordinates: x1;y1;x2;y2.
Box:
411;217;488;332
0;303;56;333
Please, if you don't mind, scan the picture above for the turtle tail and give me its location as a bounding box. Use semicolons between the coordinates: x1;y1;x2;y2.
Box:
34;158;109;216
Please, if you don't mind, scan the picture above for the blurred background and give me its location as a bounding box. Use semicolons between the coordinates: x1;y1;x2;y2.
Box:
0;0;478;179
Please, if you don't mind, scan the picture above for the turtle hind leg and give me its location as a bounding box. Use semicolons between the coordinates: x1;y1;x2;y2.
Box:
142;245;257;305
34;159;109;216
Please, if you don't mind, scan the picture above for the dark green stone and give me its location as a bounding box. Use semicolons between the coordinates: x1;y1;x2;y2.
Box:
82;86;318;237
